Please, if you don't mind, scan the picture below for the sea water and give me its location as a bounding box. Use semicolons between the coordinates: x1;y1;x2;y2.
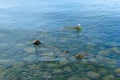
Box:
0;0;120;80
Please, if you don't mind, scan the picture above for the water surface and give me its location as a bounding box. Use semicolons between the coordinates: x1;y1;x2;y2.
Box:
0;0;120;80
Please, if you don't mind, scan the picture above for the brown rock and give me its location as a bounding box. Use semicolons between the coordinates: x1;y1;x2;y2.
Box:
75;54;84;60
33;40;41;45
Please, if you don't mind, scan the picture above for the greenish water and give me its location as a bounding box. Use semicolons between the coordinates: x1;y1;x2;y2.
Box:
0;0;120;80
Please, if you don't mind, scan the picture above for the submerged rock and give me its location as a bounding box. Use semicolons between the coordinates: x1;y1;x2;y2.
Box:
32;40;41;45
68;77;90;80
114;68;120;77
68;77;80;80
24;47;36;53
53;69;63;74
63;66;72;72
103;75;115;80
75;54;84;60
63;50;70;54
87;71;100;79
111;47;120;54
0;42;8;47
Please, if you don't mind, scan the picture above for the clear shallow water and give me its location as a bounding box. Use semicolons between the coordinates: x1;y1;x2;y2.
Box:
0;0;120;80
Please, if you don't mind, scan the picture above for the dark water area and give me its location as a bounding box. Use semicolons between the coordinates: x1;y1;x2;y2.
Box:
0;0;120;80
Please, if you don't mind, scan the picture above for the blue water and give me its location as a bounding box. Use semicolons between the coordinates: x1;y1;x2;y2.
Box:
0;0;120;80
0;0;120;44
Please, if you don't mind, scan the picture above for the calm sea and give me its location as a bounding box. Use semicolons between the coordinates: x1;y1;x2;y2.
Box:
0;0;120;80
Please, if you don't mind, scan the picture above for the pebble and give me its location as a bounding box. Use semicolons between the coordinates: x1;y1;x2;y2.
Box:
47;63;57;67
68;77;80;80
98;49;110;55
114;68;120;76
87;71;100;78
103;75;115;80
63;50;70;54
68;77;90;80
111;47;120;54
42;52;55;56
32;40;41;45
42;72;52;79
16;43;25;47
53;69;63;74
75;54;84;60
63;66;72;72
24;47;36;53
0;43;8;47
98;68;108;75
59;58;69;65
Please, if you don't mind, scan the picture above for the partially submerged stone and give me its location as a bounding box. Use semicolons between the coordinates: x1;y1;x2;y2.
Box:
61;24;82;31
72;24;82;31
32;40;41;45
72;26;82;31
75;54;84;60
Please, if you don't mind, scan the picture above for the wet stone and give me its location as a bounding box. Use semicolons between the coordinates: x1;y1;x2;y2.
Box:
59;59;69;65
103;75;115;80
68;77;90;80
42;72;52;79
114;68;120;77
68;77;80;80
98;50;110;55
53;69;63;74
23;55;36;61
69;56;76;61
16;43;25;47
78;78;90;80
63;50;70;54
47;63;58;67
98;68;108;75
111;47;120;54
87;71;100;79
24;47;36;53
0;43;8;47
42;52;55;56
33;40;41;45
63;66;72;72
75;54;84;60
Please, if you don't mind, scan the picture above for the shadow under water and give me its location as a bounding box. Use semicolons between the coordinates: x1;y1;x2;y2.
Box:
0;29;120;80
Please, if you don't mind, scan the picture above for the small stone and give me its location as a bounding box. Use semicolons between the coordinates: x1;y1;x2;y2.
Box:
103;75;115;80
33;40;41;45
42;72;52;79
59;59;69;65
98;50;110;55
75;54;84;60
68;77;80;80
0;43;8;47
24;47;36;53
98;68;108;75
111;47;120;54
78;78;90;80
68;77;89;80
69;56;76;61
63;50;70;54
53;69;63;74
47;63;57;67
114;68;120;76
63;66;72;72
42;52;55;56
87;71;100;78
